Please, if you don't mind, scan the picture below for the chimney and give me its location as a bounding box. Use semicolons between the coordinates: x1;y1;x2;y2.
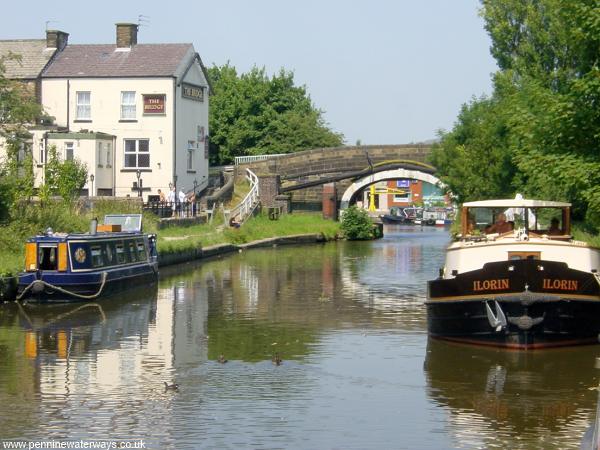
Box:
46;30;69;50
116;23;138;49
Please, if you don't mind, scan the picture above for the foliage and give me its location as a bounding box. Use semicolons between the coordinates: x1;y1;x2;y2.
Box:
208;64;344;164
430;1;600;227
40;146;88;204
0;53;43;221
430;94;514;203
340;206;376;240
0;198;155;275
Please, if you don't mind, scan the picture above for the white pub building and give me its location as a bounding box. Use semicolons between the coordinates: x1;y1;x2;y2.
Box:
4;24;210;200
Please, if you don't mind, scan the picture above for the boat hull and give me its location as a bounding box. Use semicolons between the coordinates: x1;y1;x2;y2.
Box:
17;263;158;303
427;259;600;348
381;215;410;224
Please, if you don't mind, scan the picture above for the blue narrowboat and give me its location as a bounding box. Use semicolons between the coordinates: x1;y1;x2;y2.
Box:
17;214;158;303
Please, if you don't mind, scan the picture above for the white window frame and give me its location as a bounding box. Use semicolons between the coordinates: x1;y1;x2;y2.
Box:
187;140;195;171
106;143;112;168
76;91;91;120
124;139;150;169
120;91;136;119
394;192;411;202
97;143;103;168
65;142;74;161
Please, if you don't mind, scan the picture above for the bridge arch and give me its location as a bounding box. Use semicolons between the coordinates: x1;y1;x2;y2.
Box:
340;168;445;210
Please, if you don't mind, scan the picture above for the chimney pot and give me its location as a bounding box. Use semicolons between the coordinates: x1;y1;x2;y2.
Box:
116;23;138;48
46;30;69;50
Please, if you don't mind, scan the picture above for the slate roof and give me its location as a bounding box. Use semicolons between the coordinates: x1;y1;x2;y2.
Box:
42;44;193;78
0;40;56;79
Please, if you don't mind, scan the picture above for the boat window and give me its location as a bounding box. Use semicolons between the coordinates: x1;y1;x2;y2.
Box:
128;240;138;262
102;242;116;266
531;208;564;234
116;242;127;264
508;251;541;260
38;246;58;270
91;246;103;267
137;241;147;260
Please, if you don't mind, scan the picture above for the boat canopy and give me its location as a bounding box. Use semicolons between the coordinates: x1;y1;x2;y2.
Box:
463;199;571;208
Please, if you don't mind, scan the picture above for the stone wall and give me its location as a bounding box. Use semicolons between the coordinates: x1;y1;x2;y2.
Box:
242;144;432;181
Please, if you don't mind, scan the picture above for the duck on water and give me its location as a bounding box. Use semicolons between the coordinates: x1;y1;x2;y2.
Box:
427;197;600;349
17;214;158;303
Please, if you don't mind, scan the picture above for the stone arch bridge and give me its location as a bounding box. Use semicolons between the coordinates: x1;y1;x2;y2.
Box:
236;144;437;212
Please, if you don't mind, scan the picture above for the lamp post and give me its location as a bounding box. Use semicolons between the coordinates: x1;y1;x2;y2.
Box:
192;179;198;216
136;169;142;198
89;174;94;197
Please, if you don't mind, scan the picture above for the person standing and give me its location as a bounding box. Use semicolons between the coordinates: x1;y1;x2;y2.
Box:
188;191;196;217
178;188;186;217
168;186;176;217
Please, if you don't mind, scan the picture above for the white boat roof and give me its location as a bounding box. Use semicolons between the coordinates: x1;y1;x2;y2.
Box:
463;199;571;208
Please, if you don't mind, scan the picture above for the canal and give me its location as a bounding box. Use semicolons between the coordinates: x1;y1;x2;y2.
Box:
0;225;599;449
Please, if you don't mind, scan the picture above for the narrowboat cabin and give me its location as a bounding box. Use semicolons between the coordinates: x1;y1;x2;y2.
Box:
17;214;158;303
427;198;600;349
380;207;410;224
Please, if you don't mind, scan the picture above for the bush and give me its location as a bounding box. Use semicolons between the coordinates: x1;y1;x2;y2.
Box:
340;206;375;240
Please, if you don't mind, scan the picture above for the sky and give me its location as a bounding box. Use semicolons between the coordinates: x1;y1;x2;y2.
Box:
2;0;498;145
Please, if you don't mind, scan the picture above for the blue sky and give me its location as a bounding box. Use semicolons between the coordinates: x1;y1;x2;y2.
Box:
2;0;497;145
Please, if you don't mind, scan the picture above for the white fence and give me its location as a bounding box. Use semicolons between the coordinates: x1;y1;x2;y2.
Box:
227;168;260;224
234;154;286;165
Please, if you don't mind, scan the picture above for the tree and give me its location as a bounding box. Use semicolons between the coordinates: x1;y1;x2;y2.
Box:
41;146;88;205
0;52;43;220
208;64;344;165
341;206;377;240
431;1;600;225
430;94;515;203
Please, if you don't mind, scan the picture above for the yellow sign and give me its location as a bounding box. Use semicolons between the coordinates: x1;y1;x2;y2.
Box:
543;279;578;291
473;279;509;291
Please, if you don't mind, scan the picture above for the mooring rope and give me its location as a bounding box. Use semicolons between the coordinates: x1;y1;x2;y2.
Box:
16;271;108;301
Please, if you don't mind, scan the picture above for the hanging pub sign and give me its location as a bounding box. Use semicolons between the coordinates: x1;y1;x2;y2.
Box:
143;94;166;114
182;83;204;102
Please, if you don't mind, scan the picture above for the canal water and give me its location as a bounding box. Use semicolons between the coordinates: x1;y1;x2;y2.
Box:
1;225;599;449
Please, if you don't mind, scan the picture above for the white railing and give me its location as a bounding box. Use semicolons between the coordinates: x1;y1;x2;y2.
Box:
234;154;286;165
227;168;260;224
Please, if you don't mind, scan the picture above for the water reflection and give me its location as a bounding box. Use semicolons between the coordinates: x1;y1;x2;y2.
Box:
0;227;595;448
424;338;599;449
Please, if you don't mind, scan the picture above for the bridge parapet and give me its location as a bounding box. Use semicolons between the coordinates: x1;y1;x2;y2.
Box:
239;144;432;181
237;144;433;212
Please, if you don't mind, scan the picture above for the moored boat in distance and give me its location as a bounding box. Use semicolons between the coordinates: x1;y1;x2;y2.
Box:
426;197;600;349
17;214;158;303
419;207;454;226
380;206;411;224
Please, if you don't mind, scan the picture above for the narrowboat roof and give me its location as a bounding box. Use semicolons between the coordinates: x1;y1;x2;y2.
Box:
463;199;571;208
28;231;145;242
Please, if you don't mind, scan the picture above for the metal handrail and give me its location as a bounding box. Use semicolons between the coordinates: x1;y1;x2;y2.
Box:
234;154;285;165
228;168;259;224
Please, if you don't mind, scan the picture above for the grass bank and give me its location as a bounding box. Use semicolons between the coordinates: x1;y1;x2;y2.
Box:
0;200;339;276
157;211;340;256
0;199;157;276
